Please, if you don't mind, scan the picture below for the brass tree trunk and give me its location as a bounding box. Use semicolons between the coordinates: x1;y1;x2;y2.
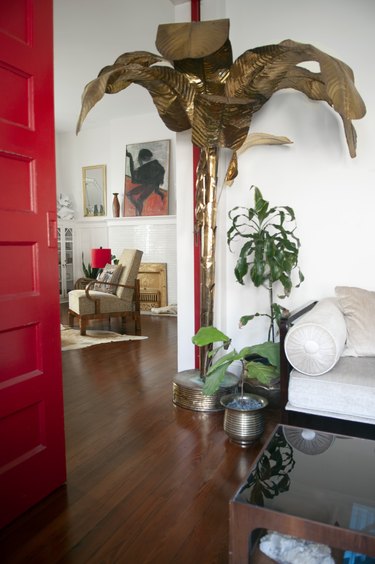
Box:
195;146;218;377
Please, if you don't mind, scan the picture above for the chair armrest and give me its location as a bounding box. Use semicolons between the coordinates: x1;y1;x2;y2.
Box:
84;279;140;307
74;277;95;289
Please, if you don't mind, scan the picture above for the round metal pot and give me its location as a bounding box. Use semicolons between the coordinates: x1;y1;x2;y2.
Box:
243;379;280;407
220;393;268;447
172;369;238;412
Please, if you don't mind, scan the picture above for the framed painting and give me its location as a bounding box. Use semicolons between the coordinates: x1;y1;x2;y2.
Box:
124;139;170;217
82;164;106;217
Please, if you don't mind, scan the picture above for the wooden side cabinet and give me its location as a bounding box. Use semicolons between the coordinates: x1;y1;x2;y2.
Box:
58;221;75;301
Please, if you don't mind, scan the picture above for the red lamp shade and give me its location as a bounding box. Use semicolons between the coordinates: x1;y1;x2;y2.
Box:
91;247;111;269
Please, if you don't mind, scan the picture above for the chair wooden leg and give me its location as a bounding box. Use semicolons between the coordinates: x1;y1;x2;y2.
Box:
68;311;75;328
121;315;126;335
134;313;141;335
79;319;87;336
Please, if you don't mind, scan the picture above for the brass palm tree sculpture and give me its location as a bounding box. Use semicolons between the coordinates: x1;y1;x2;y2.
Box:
77;19;365;388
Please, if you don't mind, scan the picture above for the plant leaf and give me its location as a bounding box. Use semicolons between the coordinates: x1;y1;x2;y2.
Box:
234;256;248;284
241;341;280;371
192;326;230;347
246;361;279;384
203;359;234;395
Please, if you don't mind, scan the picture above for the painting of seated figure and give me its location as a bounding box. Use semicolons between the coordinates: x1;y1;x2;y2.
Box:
124;140;169;217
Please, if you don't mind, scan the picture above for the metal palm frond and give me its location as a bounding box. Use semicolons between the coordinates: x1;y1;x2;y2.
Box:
173;39;233;96
77;21;366;160
226;39;366;156
76;54;195;134
225;133;293;185
156;19;230;61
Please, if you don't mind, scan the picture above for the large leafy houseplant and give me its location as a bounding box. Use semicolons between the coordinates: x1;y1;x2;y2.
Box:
228;185;303;338
192;186;303;397
227;185;303;387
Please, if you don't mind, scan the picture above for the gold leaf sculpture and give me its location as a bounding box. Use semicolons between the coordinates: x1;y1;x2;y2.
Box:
77;19;366;376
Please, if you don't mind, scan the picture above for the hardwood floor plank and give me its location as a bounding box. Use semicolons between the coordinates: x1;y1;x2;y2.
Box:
0;308;280;563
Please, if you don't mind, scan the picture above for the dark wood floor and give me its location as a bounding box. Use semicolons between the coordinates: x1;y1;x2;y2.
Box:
0;307;280;563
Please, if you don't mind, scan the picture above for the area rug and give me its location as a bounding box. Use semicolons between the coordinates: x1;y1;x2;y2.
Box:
61;325;147;351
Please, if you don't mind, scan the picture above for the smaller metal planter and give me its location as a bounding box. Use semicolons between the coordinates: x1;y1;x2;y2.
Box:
243;379;280;407
220;393;268;447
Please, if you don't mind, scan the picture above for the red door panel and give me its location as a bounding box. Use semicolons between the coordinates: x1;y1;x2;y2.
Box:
0;0;66;527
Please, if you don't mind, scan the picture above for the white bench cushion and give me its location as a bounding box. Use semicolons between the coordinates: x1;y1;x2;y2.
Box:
288;356;375;423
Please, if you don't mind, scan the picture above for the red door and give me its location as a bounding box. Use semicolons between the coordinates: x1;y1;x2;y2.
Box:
0;0;66;527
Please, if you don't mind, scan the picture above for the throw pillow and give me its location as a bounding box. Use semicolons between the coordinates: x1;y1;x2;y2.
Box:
94;263;123;295
285;298;347;376
335;286;375;356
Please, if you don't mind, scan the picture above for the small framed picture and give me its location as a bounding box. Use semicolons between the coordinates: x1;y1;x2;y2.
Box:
124;140;169;217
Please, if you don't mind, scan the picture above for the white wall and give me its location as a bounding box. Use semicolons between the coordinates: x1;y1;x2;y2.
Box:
54;0;175;131
175;0;375;365
215;0;374;351
56;113;175;219
56;113;177;304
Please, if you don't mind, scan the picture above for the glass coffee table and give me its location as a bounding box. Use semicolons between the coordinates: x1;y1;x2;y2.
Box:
229;424;375;563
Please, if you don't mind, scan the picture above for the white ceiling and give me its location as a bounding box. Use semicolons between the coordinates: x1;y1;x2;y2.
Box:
53;0;179;133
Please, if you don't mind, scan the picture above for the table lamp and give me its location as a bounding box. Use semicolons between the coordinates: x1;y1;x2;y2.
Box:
91;247;111;269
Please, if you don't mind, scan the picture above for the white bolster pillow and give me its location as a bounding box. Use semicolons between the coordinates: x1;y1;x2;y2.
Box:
285;298;347;376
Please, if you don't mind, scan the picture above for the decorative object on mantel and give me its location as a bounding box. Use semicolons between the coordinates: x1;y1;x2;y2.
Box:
60;325;146;351
57;193;74;220
76;19;366;411
112;193;120;217
125;140;169;217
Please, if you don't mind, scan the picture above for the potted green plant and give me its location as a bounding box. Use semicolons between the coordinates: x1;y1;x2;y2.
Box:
192;326;279;397
192;326;275;445
227;185;304;403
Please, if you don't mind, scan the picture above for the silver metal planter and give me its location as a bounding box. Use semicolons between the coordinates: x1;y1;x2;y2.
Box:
220;393;268;446
173;369;238;412
243;379;280;407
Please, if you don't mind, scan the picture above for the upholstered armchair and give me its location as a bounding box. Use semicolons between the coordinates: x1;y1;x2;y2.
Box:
68;248;143;336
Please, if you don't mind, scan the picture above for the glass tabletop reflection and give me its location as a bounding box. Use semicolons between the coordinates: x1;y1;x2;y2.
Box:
234;424;375;534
